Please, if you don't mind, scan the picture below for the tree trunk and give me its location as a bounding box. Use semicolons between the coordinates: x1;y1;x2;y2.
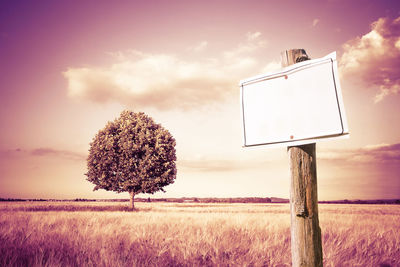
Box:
282;49;323;267
129;190;135;210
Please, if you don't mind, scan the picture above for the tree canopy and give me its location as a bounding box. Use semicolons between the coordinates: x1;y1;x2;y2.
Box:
86;110;177;209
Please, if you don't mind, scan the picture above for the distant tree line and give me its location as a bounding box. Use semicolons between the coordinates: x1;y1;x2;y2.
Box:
0;198;46;202
2;198;399;204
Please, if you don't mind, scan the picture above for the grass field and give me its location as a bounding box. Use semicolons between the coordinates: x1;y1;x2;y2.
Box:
0;202;399;266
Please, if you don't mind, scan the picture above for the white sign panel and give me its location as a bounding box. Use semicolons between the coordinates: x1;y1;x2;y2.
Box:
240;52;349;147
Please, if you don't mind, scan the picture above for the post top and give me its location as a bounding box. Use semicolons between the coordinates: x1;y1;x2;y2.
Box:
281;49;310;67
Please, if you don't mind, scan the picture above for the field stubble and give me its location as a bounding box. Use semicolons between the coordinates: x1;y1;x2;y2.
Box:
0;202;399;266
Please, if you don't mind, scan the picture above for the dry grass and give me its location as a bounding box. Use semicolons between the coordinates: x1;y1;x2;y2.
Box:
0;202;399;266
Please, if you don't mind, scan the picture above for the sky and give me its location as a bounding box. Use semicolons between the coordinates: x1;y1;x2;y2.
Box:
0;0;400;200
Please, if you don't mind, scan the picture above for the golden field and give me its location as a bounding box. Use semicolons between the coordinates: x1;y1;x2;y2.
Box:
0;202;399;266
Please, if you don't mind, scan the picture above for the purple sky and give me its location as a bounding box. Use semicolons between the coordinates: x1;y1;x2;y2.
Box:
0;0;399;200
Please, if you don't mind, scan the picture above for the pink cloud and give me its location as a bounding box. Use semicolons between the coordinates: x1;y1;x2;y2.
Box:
63;33;268;110
188;41;208;52
179;158;245;172
319;143;400;164
340;16;400;103
178;153;275;173
0;148;85;161
30;148;86;161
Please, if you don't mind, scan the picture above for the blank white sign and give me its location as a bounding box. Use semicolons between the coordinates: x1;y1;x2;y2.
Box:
240;52;349;147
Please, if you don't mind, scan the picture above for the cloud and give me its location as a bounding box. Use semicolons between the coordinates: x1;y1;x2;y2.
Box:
0;148;86;162
64;55;233;110
261;60;281;73
31;148;86;161
64;32;268;110
319;143;400;164
246;31;261;41
0;148;24;160
363;143;400;161
224;32;266;59
179;158;245;172
312;18;319;27
340;16;400;102
189;41;208;52
178;152;276;173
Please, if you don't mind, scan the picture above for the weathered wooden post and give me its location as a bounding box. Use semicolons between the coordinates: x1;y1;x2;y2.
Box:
282;49;323;267
240;49;349;267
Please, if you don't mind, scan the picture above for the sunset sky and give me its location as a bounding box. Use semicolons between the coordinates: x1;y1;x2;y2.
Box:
1;0;399;200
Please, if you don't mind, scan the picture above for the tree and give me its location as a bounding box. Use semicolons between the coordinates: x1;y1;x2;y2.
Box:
86;110;177;210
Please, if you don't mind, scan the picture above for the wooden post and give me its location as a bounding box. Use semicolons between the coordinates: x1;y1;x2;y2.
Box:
282;49;323;267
